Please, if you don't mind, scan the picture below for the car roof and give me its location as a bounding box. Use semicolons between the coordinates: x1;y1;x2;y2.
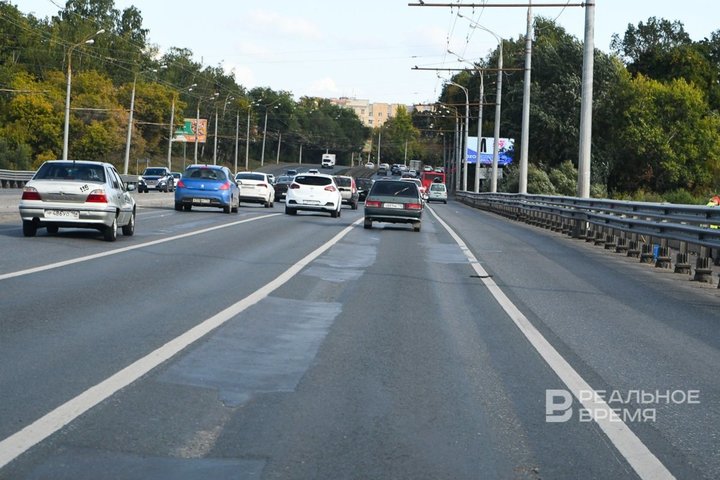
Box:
187;164;224;170
43;160;108;167
296;172;333;179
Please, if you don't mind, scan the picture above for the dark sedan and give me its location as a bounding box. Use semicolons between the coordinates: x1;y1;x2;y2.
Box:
364;179;423;232
273;175;294;201
355;177;374;202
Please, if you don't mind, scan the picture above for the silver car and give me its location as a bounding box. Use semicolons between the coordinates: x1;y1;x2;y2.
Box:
19;160;136;241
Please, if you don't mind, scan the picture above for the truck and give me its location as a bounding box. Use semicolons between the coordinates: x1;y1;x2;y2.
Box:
321;153;336;169
408;159;422;173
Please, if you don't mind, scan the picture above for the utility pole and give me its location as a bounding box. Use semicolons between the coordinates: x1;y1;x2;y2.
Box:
519;2;533;194
577;1;595;198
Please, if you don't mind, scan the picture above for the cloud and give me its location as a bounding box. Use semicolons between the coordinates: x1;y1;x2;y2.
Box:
248;9;323;40
306;77;340;97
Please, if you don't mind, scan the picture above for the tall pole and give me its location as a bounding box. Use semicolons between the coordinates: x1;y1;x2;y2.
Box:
123;74;137;175
234;110;239;174
167;96;175;171
212;109;218;165
261;109;269;166
245;108;251;171
449;81;469;191
519;2;533;194
194;101;200;163
474;71;484;193
490;40;503;193
299;144;303;164
276;132;281;163
577;1;595;198
377;128;382;163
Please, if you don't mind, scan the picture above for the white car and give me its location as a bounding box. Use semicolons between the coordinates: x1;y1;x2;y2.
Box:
285;173;342;217
427;182;448;203
365;162;375;168
19;160;136;241
235;172;275;207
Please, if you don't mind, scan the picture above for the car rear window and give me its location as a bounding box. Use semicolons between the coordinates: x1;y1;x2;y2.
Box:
430;184;446;191
295;175;332;186
35;163;106;183
185;168;226;180
369;181;418;198
334;177;352;187
235;173;265;181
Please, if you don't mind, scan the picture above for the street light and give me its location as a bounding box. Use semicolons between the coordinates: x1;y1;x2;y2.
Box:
260;104;279;167
194;92;219;163
167;83;196;171
62;29;104;161
448;49;485;193
123;65;165;175
458;13;504;193
447;80;469;192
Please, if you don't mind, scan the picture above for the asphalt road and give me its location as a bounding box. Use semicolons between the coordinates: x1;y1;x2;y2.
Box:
0;179;719;479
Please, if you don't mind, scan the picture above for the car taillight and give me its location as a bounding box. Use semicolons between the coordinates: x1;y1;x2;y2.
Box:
405;203;423;210
177;179;185;188
365;200;381;208
21;187;41;201
290;183;301;189
324;185;336;192
86;189;108;203
258;183;268;188
219;181;230;190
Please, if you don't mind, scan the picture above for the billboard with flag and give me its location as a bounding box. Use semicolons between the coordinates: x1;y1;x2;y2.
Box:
467;137;514;165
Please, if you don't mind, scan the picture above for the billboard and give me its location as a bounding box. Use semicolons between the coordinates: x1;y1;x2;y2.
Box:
467;137;514;165
174;118;208;143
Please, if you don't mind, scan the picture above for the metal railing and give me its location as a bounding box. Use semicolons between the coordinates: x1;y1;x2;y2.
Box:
456;191;720;282
0;169;34;188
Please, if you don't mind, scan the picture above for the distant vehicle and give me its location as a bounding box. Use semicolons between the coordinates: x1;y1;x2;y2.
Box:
365;161;375;169
434;167;444;173
364;179;423;232
285;169;298;176
334;175;359;210
401;177;428;201
307;168;319;174
427;183;448;204
267;174;275;185
139;166;174;193
355;177;374;202
175;164;239;213
273;175;295;201
420;170;446;193
19;160;136;241
171;171;182;184
408;159;422;172
423;165;434;172
235;172;275;208
285;173;342;217
377;165;388;176
321;153;336;168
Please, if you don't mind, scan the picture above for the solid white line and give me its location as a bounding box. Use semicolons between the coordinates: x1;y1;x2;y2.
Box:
427;206;675;480
0;218;363;469
0;213;281;281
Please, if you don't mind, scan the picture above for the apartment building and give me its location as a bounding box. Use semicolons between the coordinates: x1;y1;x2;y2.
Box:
330;97;404;128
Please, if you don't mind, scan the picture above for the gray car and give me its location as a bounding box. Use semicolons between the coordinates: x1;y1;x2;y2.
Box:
19;160;136;241
363;179;423;232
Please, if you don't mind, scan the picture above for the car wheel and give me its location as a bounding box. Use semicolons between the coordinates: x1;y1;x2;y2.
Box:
175;203;183;211
122;211;135;236
364;218;372;229
22;220;37;237
183;204;192;211
285;206;297;215
444;200;447;204
223;205;231;214
46;225;59;235
104;217;118;242
352;201;358;210
413;222;421;232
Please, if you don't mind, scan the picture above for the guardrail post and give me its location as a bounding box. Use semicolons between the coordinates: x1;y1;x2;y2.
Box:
585;227;596;243
571;220;587;239
615;236;628;254
594;226;607;246
673;241;691;274
640;242;655;263
693;247;714;283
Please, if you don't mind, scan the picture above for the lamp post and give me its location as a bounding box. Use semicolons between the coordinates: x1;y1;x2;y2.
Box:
447;80;469;192
194;92;219;163
124;65;165;175
459;14;504;193
448;49;484;193
62;29;104;161
260;104;279;167
245;105;252;171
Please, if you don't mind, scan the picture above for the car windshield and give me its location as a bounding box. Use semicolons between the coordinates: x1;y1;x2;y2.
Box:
144;168;166;176
334;177;352;187
186;168;226;181
235;173;265;181
35;163;106;183
295;175;332;186
370;181;418;198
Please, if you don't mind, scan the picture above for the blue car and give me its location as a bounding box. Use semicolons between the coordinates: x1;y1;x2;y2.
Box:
174;165;239;213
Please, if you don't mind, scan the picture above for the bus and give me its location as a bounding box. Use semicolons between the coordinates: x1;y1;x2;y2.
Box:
420;170;446;191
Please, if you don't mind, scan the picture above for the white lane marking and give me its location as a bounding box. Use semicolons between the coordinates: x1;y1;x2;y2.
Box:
427;206;675;480
0;218;363;469
0;213;280;281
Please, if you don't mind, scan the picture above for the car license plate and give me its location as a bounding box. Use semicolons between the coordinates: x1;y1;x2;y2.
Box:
304;200;320;205
45;210;79;219
147;180;156;185
384;203;403;209
195;198;210;204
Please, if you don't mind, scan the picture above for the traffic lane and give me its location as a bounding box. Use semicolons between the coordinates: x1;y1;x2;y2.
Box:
0;199;279;275
430;200;718;478
0;208;362;444
4;209;636;479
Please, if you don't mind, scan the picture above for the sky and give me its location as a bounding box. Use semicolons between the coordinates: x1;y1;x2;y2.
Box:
15;1;720;106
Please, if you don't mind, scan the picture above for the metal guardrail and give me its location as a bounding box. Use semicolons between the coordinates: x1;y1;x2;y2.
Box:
0;169;34;188
456;191;720;282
